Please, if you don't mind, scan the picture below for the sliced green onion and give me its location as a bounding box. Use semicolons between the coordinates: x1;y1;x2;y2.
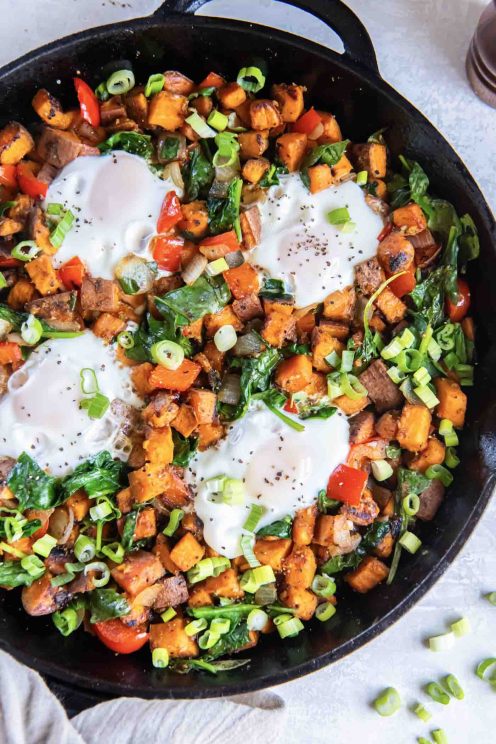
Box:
412;703;432;722
240;565;275;593
210;617;230;635
315;602;337;622
247;608;269;631
198;629;220;650
326;350;341;369
311;575;336;599
107;68;135;95
240;533;260;568
214;324;238;352
50;209;75;248
450;617;470;638
144;73;165;97
398;327;416;349
428;337;442;361
395;348;424;373
327;207;350;226
207;109;228;132
185;618;208;636
387;366;405;384
161;607;177;623
340;349;354;372
74;534;96;563
273;613;293;627
439;419;453;437
356;170;368;186
46;202;63;215
188;86;216;100
0;272;6;290
413;383;440;409
371;459;393;482
185;111;217;138
442;673;464;700
485;592;496;606
372;687;402;717
243;504;266;532
152;647;170;668
150;340;185;370
475;657;496;681
0;542;26;558
32;533;57;558
432;730;448;744
425;464;453;487
95;522;103;552
95;82;109;101
339;372;367;400
418;738;431;744
222;478;245;505
101;542;125;564
402;493;420;516
187;557;214;584
11;240;40;262
254;583;277;606
21;314;43;346
237;66;265;93
84;560;110;588
4;515;26;544
443;351;459;370
79;390;110;419
89;500;113;522
211;557;231;576
20;554;45;578
340;220;356;233
276;615;304;639
428;631;455;653
80;367;99;395
212;132;240;168
51;571;77;587
444;429;459;447
399;531;421;554
381;337;404;360
425;681;450;705
206;257;229;276
413;366;431;386
386;443;401;459
163;508;184;537
117;331;135;349
52;607;79;636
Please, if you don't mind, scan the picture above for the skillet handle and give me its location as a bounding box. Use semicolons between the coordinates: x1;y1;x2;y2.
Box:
153;0;379;74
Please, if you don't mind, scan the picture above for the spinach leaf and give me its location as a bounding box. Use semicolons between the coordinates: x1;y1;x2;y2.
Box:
188;603;258;622
60;451;126;501
232;346;282;419
387;172;410;209
88;588;130;624
296;398;336;421
121;510;139;552
7;453;60;511
259;164;288;188
397;467;431;497
300;140;350;189
205;620;251;660
0;303;82;340
321;552;361;575
317;489;341;513
409;266;455;327
257;516;292;538
172;431;198;467
183;144;215;201
367;128;387;145
99;132;154;160
170;658;250;674
0;201;15;217
159;136;180;161
281;342;310;357
155;276;231;326
259;278;293;302
360;521;391;552
0;517;41;541
207;177;242;235
426;199;460;245
458;213;480;264
126;312;193;362
0;560;44;587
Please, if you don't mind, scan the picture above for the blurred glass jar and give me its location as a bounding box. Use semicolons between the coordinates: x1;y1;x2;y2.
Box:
466;1;496;107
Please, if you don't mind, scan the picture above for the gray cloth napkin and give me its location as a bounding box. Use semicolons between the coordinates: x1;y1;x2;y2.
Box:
0;650;287;744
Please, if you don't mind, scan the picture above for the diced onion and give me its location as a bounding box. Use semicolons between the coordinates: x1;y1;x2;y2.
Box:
225;250;245;269
233;331;264;357
308;121;324;140
181;253;207;285
214;324;237;352
247;608;269;631
218;374;241;405
163;161;185;191
48;506;74;545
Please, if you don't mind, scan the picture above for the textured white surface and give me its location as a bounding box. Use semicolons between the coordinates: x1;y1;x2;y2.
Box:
0;1;495;741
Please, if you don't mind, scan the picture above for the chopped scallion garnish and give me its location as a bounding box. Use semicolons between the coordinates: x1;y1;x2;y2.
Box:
450;616;470;637
237;65;265;93
425;681;450;705
163;508;184;537
144;73;165;97
372;687;402;717
152;647;170;668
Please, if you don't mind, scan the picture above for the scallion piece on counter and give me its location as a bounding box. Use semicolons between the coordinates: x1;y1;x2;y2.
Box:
106;68;135;95
185;111;217;138
243;504;266;532
11;240;40;262
399;531;422;554
475;657;496;681
32;533;57;558
161;607;177;623
425;681;450;705
74;534;96;563
144;73;165;97
425;464;453;487
150;339;185;370
371;459;393;482
432;730;449;744
327;207;350;226
50;209;75;248
315;602;337;622
152;648;170;668
412;703;432;722
237;65;266;93
428;631;455;653
21;314;43;346
372;687;402;717
240;533;260;568
450;617;470;637
485;591;496;606
442;674;464;700
163;508;184;537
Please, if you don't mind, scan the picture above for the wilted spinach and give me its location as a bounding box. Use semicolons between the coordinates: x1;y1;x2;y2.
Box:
88;588;130;624
155;276;231;326
207;177;242;235
182;144;215;201
300;140;350;189
126;312;193;362
60;451;126;501
256;516;292;538
99;132;154;160
259;278;293;302
7;453;60;511
172;431;198;467
0;560;44;587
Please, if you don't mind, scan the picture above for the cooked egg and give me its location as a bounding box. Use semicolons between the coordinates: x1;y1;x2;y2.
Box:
186;402;350;558
250;174;383;307
0;332;142;475
44;151;181;279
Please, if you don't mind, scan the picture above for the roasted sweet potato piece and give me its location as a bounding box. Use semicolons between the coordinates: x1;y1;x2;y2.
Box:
111;550;165;596
302;371;327;397
249;99;282;130
143;426;174;465
275;354;313;393
21;574;67;616
238;129;269;160
131;362;154;397
124;87;148;127
375;411;400;439
282;546;316;589
143;392;179;428
0;217;22;237
349;411;376;444
129;463;188;504
345;555;389;593
186;388;217;425
178;200;209;239
377;231;415;274
203;341;225;373
201;568;244;599
334;394;370;416
217;82;246;109
0;122;34;164
27;205;55;255
148;359;202;392
351;143;387;178
340;489;380;526
171;404;198;437
311;324;344;372
25;255;61;296
397;403;432;452
253;538;292;571
332;154;353;183
392;203;427;235
308;163;332;194
355;257;386;296
163;70;195;96
271;83;305;122
374;530;395;559
435;377;467;428
375;286;407;324
224;263;260;299
134;507;157;540
197;422;224;450
203;305;243;337
150;616;199;657
92;312;125;342
153;534;180;574
7;279;37;310
323;286;355;322
292;505;317;546
66;490;91;521
261;308;296;348
242;157;270;184
240;206;262;249
276;132;307;171
80;276;120;313
410;437;445;472
316;111;342;143
169;533;205;572
280;586;318;620
148;90;188;130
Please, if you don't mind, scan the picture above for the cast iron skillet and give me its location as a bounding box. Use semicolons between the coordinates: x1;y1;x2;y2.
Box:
0;0;495;709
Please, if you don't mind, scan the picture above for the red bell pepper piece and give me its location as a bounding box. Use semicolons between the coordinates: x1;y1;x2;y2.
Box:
0;342;22;366
17;162;47;199
388;269;416;298
446;277;471;322
200;230;240;253
377;221;393;242
58;256;86;290
293;107;322;135
157;191;182;233
93;619;149;654
74;77;101;128
0;165;17;190
151;234;184;272
198;71;225;89
283;398;298;414
326;463;367;506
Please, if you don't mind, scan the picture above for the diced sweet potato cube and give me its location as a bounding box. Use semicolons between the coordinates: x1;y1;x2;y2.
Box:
280;586;318;620
147;90;187;130
143;426;174;465
311;325;344;372
116;487;133;515
334;394;370;416
392;203;427;235
171;404;198;437
238;130;269;160
201;568;243;598
134;508;157;540
129;463;185;504
323;286;355;322
131;362;155;397
302;371;327;397
242;157;270;184
239;206;262;250
375;411;400;439
25;255;60;296
271;83;305;122
375;286;407;324
410;437;445;472
153;534;180;574
204;305;243;337
435;377;467;428
223;263;260;299
377;231;415;274
111;550;165;596
92;312;125;342
351;143;387;178
282;546;316;588
292;505;317;546
186;388;217;425
143;392;179;428
276;132;307;171
316;111;342;144
374;531;394;559
254;538;292;571
345;555;389;593
308;163;332;194
249;99;282;130
261;311;296;348
179;200;209;239
148;359;202;392
397;403;432;452
197;422;224;450
275;354;313;393
169;533;204;572
149;617;199;658
217;82;246;109
66;490;91;521
0;122;34;164
7;279;37;310
203;341;225;373
331;154;353;183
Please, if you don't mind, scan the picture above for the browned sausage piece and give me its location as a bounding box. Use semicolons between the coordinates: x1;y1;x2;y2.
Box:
416;480;445;521
153;575;189;611
232;293;263;322
355;257;386;296
27;291;84;331
359;359;403;414
349;411;375;444
37;127;83;167
21;574;68;616
340;490;380;526
80;276;120;313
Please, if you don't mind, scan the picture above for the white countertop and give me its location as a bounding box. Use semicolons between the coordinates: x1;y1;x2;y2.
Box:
1;1;495;741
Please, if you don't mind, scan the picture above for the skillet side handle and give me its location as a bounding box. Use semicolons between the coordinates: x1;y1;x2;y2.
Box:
152;0;379;75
